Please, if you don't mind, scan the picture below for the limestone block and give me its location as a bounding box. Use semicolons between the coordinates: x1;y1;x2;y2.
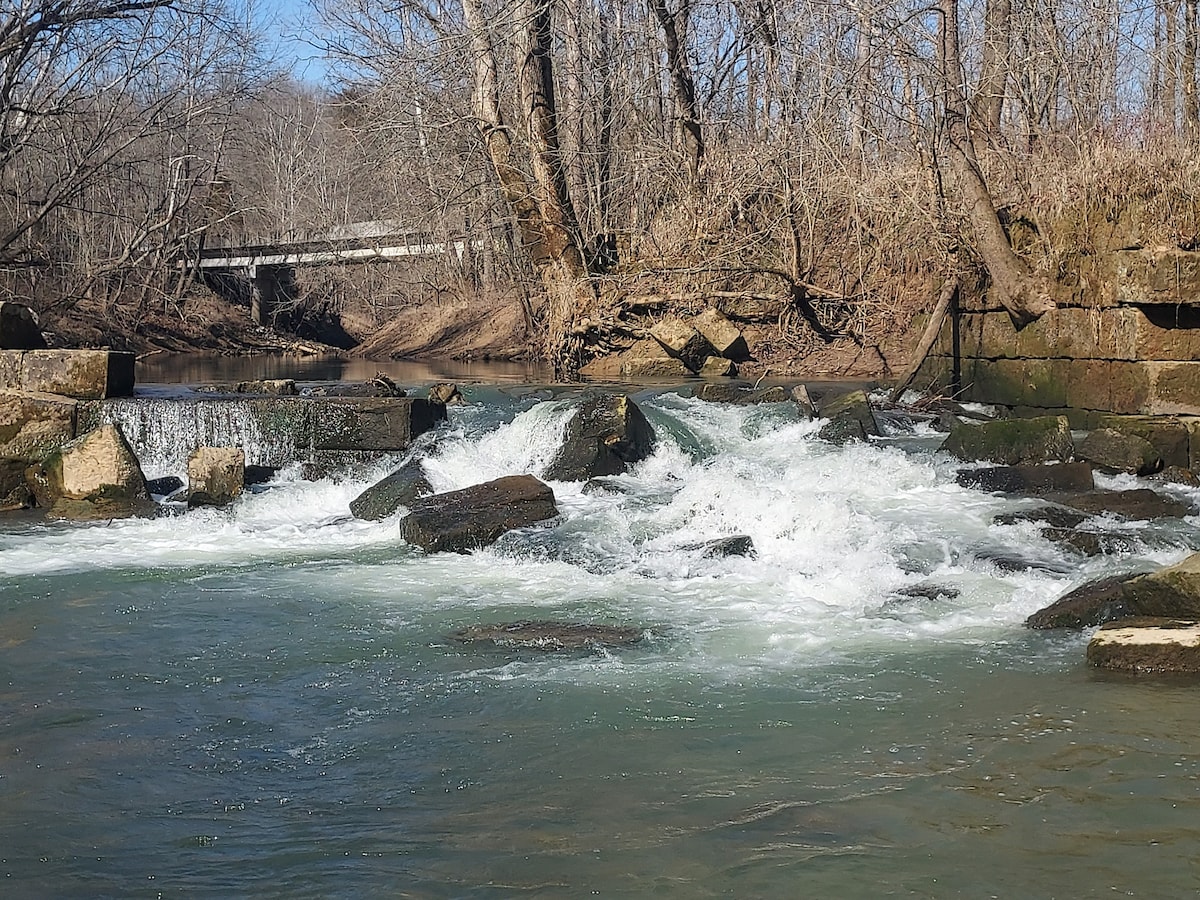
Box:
26;423;151;519
1088;619;1200;673
619;340;692;378
1112;248;1200;305
0;303;46;349
1096;415;1191;469
187;446;245;508
941;415;1073;465
699;356;738;377
20;350;135;399
311;398;447;451
649;318;716;373
691;308;750;361
398;474;559;553
1077;428;1162;475
0;351;24;389
0;390;77;460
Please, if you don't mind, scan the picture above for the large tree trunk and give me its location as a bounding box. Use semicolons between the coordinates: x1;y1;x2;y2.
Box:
648;0;704;186
461;0;596;374
1185;0;1199;134
938;0;1052;328
515;0;596;373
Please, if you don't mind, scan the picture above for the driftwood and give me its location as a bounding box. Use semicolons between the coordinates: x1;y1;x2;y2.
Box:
887;275;960;404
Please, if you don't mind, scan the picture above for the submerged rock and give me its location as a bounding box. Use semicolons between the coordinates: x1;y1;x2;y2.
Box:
451;620;644;651
942;415;1073;465
398;474;558;553
543;394;655;482
146;475;184;497
1088;618;1200;673
693;383;788;404
680;535;756;558
1043;488;1192;520
235;379;298;396
993;505;1090;528
350;458;433;520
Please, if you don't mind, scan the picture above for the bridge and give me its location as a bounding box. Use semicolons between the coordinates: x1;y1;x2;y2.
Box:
186;222;479;325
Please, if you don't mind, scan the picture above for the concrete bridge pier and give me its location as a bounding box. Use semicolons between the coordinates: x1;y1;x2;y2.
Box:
250;264;297;326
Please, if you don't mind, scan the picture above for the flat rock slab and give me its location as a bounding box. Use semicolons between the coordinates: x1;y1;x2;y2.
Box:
451;621;644;651
399;474;558;553
1088;618;1200;673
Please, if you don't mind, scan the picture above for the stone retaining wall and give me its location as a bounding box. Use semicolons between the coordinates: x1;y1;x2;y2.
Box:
917;248;1200;418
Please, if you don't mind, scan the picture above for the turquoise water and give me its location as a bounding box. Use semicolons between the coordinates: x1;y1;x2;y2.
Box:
3;386;1200;897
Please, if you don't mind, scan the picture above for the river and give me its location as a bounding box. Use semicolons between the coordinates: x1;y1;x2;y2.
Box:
2;361;1199;897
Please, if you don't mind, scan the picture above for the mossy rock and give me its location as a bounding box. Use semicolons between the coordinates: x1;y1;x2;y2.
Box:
941;415;1073;465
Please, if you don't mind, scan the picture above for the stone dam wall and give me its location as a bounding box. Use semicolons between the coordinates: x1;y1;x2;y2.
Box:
918;248;1200;424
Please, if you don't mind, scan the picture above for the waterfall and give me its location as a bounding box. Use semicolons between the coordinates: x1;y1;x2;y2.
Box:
89;397;307;478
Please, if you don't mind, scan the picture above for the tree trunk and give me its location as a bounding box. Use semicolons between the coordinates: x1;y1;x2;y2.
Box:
1185;0;1198;134
938;0;1052;328
648;0;704;186
461;0;596;375
973;0;1012;138
515;0;596;373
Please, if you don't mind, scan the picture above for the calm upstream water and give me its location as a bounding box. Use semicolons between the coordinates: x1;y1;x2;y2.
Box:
3;361;1200;897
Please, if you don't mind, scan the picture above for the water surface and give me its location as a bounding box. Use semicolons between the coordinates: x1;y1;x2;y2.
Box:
3;386;1199;897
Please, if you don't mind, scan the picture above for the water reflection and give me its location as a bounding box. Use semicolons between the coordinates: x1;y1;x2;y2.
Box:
136;352;550;386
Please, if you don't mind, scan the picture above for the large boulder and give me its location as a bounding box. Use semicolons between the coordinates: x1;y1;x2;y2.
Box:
0;303;46;349
1077;428;1162;476
0;390;76;460
1087;618;1200;673
349;458;433;520
941;415;1073;465
1119;554;1200;618
543;394;656;482
649;318;717;373
398;474;558;553
187;447;245;508
25;423;151;519
956;462;1095;494
691;308;750;361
